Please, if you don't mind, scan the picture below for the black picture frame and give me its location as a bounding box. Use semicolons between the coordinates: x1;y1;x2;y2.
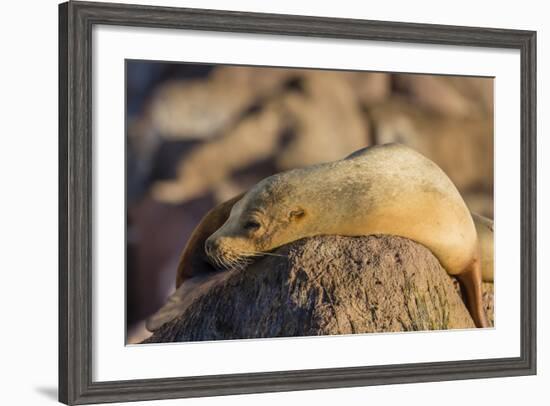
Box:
59;1;537;404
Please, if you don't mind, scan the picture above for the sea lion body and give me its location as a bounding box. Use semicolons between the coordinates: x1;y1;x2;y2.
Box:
206;143;488;327
150;143;491;331
209;144;476;278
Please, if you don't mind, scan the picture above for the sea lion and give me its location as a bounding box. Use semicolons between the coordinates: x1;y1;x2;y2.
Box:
205;143;490;328
148;143;493;331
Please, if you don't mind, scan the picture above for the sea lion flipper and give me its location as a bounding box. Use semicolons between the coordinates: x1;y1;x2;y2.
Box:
146;272;231;332
344;143;403;160
456;256;489;328
344;146;372;160
145;281;196;332
175;193;245;288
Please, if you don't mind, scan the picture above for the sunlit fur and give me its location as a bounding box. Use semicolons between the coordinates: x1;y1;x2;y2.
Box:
205;143;482;279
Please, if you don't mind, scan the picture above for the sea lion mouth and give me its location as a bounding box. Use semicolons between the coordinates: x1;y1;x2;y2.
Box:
205;245;255;272
205;241;289;272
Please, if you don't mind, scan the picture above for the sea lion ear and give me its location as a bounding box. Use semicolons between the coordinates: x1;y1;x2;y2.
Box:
289;208;305;221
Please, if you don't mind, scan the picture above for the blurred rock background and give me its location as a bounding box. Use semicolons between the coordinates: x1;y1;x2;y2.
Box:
126;61;493;343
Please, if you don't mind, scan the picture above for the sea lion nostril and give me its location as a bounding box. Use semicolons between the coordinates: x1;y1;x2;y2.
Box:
204;238;217;255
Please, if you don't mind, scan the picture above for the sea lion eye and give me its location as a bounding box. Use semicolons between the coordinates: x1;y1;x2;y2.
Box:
289;208;305;220
244;220;261;231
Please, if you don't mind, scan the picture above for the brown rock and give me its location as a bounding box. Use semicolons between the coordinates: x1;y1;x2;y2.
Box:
151;103;285;204
150;66;292;140
150;69;378;205
275;70;371;169
368;97;493;194
393;74;493;118
348;71;392;106
143;235;493;343
482;282;495;327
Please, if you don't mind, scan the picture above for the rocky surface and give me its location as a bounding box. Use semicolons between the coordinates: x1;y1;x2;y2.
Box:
129;68;494;215
143;235;494;343
125;65;495;337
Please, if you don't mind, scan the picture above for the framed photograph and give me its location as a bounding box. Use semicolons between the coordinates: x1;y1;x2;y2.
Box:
59;1;536;404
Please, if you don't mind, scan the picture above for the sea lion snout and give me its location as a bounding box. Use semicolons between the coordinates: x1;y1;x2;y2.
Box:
204;232;256;271
204;235;232;261
204;237;219;258
204;235;225;268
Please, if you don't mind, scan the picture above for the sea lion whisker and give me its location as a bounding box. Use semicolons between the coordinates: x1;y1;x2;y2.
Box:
241;250;287;258
222;255;236;269
231;254;252;271
224;252;248;271
229;258;241;268
259;252;287;258
213;254;228;271
238;252;262;258
227;258;243;271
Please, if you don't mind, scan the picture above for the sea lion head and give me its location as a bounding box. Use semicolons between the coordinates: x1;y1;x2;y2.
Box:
204;174;309;270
